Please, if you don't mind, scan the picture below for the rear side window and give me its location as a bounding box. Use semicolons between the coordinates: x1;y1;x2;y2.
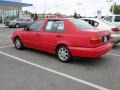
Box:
69;19;94;29
45;20;64;32
57;21;64;32
17;18;23;21
45;21;54;31
114;16;120;22
83;19;99;27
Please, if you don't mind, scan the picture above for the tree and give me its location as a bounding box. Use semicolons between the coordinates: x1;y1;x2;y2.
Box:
110;3;120;14
35;13;38;18
78;14;82;18
30;13;38;19
73;12;82;18
24;10;29;15
73;12;78;18
30;13;34;18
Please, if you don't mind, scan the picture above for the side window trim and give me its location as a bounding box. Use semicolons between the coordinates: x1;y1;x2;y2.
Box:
57;21;64;32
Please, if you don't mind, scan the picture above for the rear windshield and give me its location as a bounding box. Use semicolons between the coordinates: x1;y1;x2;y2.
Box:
69;19;94;29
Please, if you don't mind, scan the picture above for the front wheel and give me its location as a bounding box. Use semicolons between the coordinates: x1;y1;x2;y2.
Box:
56;46;72;63
14;38;24;50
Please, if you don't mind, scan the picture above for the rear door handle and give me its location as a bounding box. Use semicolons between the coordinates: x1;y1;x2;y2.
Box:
56;35;62;37
36;33;40;36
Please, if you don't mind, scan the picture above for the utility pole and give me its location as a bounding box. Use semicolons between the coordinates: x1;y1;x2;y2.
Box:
44;0;46;18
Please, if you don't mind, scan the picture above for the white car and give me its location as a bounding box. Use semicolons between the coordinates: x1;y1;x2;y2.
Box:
103;15;120;27
82;18;120;45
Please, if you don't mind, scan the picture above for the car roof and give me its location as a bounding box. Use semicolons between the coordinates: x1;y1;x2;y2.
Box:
38;18;68;20
38;18;80;21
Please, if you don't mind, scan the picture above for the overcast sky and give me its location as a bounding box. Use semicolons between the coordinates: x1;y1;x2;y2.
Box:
22;0;120;16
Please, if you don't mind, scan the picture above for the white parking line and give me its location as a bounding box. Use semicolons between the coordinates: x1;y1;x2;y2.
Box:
107;53;120;57
0;51;110;90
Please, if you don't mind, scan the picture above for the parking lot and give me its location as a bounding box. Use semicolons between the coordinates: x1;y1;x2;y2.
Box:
0;26;120;90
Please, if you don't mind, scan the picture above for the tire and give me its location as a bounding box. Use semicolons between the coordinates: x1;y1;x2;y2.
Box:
15;24;20;28
9;26;12;28
14;37;24;50
56;46;72;63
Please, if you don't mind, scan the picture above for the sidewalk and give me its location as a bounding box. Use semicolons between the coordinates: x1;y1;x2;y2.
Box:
0;24;7;28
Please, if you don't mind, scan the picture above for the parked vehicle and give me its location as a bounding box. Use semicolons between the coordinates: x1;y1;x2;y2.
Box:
103;15;120;27
11;18;112;62
82;18;120;45
5;18;33;28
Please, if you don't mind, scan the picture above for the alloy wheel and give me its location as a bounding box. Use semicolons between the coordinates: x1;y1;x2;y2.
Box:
57;46;72;62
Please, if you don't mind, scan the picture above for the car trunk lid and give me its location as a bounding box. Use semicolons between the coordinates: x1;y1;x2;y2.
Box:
75;29;111;48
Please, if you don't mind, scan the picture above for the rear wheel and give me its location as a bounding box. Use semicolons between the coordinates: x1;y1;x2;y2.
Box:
15;24;20;28
14;37;24;50
56;46;72;63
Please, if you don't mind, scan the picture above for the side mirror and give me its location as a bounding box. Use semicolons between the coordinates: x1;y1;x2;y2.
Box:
24;27;29;31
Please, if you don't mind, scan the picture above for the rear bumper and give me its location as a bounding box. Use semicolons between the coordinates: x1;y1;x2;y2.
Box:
69;42;113;58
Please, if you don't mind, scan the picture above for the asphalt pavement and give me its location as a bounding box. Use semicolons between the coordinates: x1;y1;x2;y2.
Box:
0;27;120;90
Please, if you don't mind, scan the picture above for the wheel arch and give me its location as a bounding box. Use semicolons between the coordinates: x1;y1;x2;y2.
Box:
55;43;69;55
55;43;72;63
13;35;22;43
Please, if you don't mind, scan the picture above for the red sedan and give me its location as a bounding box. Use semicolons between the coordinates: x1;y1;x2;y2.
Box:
11;18;113;62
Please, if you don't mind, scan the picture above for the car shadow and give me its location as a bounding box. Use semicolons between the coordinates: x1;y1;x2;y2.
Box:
22;48;108;67
1;27;23;30
112;44;120;49
23;48;57;58
71;57;107;66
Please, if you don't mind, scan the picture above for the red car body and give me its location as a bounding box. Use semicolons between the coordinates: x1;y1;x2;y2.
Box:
12;18;112;62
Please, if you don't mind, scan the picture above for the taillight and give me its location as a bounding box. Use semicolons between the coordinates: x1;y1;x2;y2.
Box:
90;37;101;44
111;28;120;32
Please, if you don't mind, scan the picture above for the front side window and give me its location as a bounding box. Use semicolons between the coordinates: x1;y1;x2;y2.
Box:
45;20;64;32
70;19;94;29
29;20;44;31
17;18;23;21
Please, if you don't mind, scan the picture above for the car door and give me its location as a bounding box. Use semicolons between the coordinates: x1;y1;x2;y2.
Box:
17;19;23;26
39;20;64;53
21;19;27;27
21;20;44;49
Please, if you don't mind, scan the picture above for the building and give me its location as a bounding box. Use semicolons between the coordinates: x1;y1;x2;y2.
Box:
0;0;33;23
38;13;68;18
